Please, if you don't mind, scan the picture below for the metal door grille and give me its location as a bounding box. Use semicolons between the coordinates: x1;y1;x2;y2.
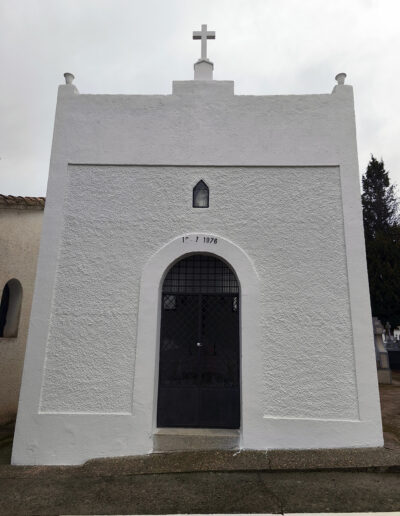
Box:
158;254;240;429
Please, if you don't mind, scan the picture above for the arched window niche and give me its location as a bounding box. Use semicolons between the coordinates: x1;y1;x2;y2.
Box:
0;279;22;338
193;180;209;208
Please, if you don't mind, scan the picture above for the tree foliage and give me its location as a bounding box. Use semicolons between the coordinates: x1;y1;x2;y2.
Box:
362;156;398;239
362;156;400;328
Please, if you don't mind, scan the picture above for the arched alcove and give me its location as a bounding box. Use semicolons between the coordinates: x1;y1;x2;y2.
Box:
0;279;22;338
132;233;261;452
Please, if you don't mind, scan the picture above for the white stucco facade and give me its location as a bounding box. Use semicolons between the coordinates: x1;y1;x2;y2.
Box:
12;73;383;465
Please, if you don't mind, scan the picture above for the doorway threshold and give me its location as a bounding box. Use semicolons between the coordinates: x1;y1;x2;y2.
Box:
153;427;240;452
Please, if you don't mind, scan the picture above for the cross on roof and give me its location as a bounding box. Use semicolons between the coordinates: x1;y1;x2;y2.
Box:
192;24;215;60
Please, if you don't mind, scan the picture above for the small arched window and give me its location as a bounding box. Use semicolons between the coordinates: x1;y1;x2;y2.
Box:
0;279;22;338
193;180;209;208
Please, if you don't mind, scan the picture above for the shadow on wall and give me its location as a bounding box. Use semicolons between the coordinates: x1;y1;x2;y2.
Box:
0;279;22;338
0;419;14;464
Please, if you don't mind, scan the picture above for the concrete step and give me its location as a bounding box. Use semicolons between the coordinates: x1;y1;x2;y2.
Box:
153;427;240;452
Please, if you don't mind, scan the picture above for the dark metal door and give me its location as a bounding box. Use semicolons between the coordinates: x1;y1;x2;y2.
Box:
157;255;240;429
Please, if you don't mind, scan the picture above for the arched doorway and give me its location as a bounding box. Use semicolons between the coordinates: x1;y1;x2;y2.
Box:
157;254;240;429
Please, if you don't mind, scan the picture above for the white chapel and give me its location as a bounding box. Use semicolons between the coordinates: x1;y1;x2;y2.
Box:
12;26;383;465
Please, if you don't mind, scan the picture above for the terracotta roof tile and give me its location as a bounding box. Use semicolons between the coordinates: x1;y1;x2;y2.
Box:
0;195;45;208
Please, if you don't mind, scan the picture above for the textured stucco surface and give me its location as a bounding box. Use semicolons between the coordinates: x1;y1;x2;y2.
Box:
0;208;43;422
13;79;383;464
40;165;356;419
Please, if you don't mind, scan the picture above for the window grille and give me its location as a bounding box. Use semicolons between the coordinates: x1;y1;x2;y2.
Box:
163;254;239;294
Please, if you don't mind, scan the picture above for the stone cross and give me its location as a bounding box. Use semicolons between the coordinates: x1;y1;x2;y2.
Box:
193;24;215;60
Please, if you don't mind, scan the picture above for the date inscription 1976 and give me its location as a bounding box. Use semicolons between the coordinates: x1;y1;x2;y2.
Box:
182;235;218;244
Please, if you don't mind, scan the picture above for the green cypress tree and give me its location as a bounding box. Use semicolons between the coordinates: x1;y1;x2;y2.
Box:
362;156;398;239
362;156;400;327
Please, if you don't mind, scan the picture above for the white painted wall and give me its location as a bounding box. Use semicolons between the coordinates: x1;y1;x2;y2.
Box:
12;78;383;464
0;206;43;423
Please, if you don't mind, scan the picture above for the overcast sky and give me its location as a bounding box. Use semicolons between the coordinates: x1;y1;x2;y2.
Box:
0;0;399;197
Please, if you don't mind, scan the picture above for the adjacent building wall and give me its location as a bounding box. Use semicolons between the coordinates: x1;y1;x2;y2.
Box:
0;196;44;423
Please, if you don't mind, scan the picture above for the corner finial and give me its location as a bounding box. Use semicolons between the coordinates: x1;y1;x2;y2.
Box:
64;72;75;85
335;72;347;85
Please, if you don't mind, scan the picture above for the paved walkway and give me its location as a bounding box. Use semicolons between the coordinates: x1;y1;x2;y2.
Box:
1;447;400;515
1;463;400;515
0;374;399;515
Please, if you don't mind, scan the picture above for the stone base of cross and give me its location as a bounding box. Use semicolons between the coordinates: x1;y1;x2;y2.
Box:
194;58;214;80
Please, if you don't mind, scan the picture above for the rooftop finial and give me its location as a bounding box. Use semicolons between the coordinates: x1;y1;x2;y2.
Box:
335;72;347;85
193;24;215;61
64;72;75;85
192;25;215;80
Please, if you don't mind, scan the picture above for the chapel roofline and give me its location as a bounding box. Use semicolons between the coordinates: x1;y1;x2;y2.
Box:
57;67;350;98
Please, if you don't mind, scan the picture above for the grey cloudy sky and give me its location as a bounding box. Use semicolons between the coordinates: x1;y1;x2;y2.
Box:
0;0;399;196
